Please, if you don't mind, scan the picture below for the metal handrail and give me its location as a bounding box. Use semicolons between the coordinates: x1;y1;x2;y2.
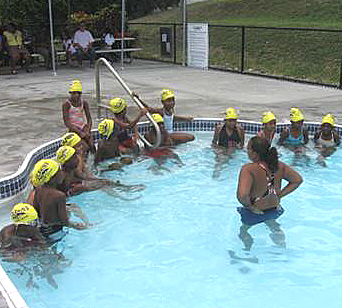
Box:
95;57;161;149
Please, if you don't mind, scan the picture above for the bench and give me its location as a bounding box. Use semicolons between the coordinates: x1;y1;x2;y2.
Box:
95;47;142;63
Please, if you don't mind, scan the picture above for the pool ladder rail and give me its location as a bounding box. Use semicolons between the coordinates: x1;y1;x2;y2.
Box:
95;57;161;149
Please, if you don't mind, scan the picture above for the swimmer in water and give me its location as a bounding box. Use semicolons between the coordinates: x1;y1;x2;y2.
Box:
132;89;195;145
0;203;46;262
144;113;183;172
278;108;309;162
237;136;302;250
211;108;245;179
313;114;340;166
257;111;277;145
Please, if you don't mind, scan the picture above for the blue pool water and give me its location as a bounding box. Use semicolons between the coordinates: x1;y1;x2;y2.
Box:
3;132;342;308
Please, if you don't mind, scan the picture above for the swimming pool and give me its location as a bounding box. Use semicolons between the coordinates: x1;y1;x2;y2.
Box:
2;130;342;308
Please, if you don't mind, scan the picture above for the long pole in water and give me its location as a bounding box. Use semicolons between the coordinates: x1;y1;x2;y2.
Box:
48;0;57;76
120;0;125;69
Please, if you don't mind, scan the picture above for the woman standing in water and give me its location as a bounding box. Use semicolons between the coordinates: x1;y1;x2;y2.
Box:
236;136;302;250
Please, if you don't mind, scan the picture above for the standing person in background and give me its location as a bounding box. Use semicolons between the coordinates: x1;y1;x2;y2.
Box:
73;22;96;67
237;136;303;251
3;23;32;74
62;80;96;154
63;30;77;67
257;111;277;145
133;89;195;145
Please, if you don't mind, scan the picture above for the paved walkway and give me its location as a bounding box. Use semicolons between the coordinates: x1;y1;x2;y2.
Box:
1;59;342;177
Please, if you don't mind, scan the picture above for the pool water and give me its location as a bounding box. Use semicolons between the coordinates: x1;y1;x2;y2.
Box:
3;132;342;308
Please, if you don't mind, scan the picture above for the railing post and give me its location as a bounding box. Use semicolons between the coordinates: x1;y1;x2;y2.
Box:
339;39;342;89
173;23;177;64
240;26;245;73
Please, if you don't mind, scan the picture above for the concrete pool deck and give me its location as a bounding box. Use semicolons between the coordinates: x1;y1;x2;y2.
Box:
2;59;342;179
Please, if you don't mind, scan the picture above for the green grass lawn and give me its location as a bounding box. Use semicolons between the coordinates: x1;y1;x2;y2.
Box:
129;0;342;86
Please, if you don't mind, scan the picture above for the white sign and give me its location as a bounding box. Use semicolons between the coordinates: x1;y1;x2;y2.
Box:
187;23;209;69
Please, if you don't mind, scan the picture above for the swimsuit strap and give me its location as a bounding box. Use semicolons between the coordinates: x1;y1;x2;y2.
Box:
251;163;276;205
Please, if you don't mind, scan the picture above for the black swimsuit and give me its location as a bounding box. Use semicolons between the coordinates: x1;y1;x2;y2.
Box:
218;125;241;147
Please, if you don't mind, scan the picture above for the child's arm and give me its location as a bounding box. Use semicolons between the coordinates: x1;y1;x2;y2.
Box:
132;92;162;114
113;109;147;129
277;129;289;145
174;115;194;122
83;100;92;133
211;124;222;147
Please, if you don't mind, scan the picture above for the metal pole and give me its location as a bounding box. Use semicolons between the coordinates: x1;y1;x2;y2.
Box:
240;26;245;73
120;0;125;69
48;0;57;76
182;0;187;66
95;58;161;148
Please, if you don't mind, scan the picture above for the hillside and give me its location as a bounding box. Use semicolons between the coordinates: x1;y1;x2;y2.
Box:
133;0;342;28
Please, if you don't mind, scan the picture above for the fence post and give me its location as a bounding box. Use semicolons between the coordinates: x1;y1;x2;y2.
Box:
339;40;342;89
240;26;245;73
173;23;177;64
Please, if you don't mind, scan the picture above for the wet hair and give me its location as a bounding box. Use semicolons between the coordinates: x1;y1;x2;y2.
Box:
249;136;279;172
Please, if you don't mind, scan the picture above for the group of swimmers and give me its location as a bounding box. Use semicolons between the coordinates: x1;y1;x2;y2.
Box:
1;79;340;260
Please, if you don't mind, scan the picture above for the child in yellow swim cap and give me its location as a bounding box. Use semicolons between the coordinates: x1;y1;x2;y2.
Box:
62;80;96;156
257;111;277;145
0;203;46;262
132;89;195;145
313;113;340;165
108;97;147;155
278;108;309;158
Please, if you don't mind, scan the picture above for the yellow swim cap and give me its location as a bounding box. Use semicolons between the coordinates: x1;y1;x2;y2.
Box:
11;203;38;225
161;89;175;101
61;132;81;147
225;108;238;119
109;98;127;114
56;146;76;165
69;80;82;92
32;159;60;186
262;111;276;124
152;113;164;123
322;114;335;126
98;119;114;138
290;107;304;122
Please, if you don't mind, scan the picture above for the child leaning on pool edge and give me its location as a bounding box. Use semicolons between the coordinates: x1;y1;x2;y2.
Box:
132;89;195;145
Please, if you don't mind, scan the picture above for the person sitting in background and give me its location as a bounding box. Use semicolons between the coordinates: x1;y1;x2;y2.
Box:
3;23;32;74
211;107;245;178
257;111;277;145
278;107;309;159
63;30;77;66
108;98;147;155
33;31;54;70
73;22;96;67
313;114;340;166
134;89;195;145
31;159;88;240
62;80;96;155
0;203;46;262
